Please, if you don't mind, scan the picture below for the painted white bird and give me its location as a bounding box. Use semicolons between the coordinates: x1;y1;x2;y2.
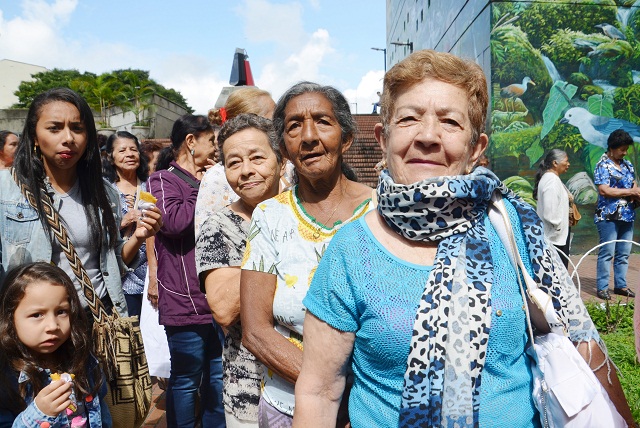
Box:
560;107;640;148
595;23;626;40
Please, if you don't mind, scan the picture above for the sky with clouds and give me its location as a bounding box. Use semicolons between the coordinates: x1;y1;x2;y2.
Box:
0;0;386;114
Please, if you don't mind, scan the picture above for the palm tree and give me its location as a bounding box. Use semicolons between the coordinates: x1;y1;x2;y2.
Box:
71;73;126;127
120;71;155;126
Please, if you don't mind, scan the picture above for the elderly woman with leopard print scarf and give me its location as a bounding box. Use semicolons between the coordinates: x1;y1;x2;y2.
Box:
292;50;634;428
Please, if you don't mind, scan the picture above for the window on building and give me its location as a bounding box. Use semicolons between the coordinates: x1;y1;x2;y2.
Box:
421;9;424;22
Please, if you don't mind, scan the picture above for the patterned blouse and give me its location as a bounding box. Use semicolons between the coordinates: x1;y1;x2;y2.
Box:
194;163;239;238
110;180;148;295
593;154;636;223
195;207;261;422
241;186;372;416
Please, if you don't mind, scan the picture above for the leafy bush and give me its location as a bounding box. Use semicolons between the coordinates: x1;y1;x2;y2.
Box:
586;301;634;334
490;124;541;158
518;1;617;49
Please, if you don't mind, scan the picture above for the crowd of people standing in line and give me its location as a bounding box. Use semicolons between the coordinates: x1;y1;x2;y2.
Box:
0;48;638;428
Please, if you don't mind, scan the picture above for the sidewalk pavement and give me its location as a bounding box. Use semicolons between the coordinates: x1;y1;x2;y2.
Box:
572;254;639;303
141;253;639;427
143;378;166;428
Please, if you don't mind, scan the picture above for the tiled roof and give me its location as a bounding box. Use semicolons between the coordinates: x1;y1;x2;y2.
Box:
346;114;383;188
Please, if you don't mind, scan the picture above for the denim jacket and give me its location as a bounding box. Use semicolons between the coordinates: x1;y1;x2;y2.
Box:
0;356;111;428
0;170;131;317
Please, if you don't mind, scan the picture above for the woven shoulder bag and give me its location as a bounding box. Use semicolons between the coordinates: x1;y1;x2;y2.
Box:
14;171;152;428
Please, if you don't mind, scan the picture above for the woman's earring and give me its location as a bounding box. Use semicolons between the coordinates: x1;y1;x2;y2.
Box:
190;149;195;156
374;158;387;173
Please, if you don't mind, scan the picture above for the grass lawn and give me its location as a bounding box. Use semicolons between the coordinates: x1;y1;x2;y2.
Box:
586;302;639;423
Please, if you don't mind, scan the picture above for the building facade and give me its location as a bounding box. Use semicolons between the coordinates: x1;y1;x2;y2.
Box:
386;0;640;253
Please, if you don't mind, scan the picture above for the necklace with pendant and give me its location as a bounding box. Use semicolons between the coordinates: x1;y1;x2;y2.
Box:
300;183;346;239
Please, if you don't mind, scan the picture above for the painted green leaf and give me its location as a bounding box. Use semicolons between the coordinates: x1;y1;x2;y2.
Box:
525;139;545;167
587;94;613;118
503;176;536;208
540;81;577;141
582;144;605;179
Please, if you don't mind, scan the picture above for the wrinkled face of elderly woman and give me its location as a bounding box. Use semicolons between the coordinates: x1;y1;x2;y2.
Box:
375;78;487;185
282;92;350;181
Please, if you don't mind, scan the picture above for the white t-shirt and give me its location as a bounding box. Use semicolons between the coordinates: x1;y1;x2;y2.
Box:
51;180;107;305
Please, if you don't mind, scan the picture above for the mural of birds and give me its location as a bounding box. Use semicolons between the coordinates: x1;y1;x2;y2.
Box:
500;77;535;112
560;107;640;148
595;23;626;40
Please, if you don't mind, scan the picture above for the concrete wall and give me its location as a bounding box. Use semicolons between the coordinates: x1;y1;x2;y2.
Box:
0;109;28;134
148;94;190;138
0;60;48;109
108;93;190;138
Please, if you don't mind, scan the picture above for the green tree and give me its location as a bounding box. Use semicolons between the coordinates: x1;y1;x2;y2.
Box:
12;69;96;107
13;68;194;114
112;68;193;113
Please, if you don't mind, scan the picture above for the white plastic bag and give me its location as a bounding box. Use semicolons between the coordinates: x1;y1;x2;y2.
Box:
140;272;171;379
528;333;626;428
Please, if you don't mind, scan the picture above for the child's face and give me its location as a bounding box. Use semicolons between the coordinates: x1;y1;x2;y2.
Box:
14;281;71;360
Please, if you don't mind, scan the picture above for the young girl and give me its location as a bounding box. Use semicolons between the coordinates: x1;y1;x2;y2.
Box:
0;262;111;427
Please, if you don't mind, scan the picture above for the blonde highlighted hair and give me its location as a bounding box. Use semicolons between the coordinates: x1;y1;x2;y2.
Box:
209;87;273;125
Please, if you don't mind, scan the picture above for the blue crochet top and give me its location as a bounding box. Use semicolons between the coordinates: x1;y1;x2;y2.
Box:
304;202;540;428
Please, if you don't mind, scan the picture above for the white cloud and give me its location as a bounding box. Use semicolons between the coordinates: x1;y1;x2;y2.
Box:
308;0;320;10
0;0;139;74
150;54;228;115
0;0;381;119
236;0;305;49
257;28;334;99
0;0;76;65
22;0;77;25
343;69;384;115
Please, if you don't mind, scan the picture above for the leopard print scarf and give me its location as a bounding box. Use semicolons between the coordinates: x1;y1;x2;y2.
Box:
378;167;595;427
377;168;505;426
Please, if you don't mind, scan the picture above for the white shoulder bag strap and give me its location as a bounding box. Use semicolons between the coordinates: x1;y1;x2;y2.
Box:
488;192;565;336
